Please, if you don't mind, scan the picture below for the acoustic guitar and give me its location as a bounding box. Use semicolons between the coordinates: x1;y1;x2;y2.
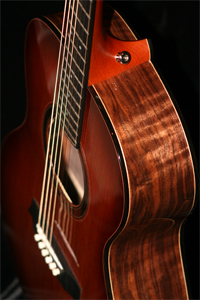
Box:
1;1;196;299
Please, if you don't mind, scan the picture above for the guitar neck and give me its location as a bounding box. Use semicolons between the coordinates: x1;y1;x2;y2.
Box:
57;0;96;148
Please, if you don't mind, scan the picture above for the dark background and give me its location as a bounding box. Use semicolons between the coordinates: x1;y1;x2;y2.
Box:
1;1;199;299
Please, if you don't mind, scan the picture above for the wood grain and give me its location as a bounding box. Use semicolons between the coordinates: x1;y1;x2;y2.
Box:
1;3;196;300
88;2;150;86
94;52;195;300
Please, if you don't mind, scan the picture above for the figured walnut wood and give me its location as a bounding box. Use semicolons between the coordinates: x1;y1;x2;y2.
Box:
91;7;195;299
1;3;195;300
94;61;195;300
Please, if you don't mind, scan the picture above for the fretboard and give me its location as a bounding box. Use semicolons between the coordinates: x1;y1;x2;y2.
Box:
57;0;96;148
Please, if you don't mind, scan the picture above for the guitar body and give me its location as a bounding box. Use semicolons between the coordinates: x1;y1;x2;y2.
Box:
1;4;195;300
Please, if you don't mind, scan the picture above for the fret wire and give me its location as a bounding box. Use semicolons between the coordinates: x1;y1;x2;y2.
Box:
62;125;76;144
76;16;89;35
64;56;84;76
67;30;87;50
63;53;84;88
64;108;79;127
59;93;80;120
57;102;79;127
75;31;87;49
60;117;78;138
65;25;87;61
63;57;84;87
68;68;83;88
68;42;86;64
79;1;92;77
58;112;78;136
65;20;88;50
63;122;78;138
61;0;80;144
68;14;89;36
73;44;86;63
60;86;81;110
61;2;80;145
85;1;93;32
61;76;82;100
63;39;86;70
62;69;82;97
59;0;94;147
79;1;91;19
63;60;84;94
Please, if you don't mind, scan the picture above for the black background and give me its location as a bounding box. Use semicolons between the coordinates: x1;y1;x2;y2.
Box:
1;1;199;299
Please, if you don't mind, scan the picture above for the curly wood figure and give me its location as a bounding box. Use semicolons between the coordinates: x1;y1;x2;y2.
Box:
1;1;196;299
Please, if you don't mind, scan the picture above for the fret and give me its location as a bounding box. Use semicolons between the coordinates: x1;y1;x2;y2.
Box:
58;95;80;124
59;0;95;148
61;69;82;99
64;56;84;77
78;2;91;20
77;0;92;38
65;91;81;111
74;30;87;50
73;44;86;63
63;122;78;140
65;41;86;66
59;86;81;122
60;85;81;115
60;118;78;142
79;0;93;16
66;98;80;120
65;51;85;78
61;67;83;99
62;69;83;98
65;33;87;63
66;68;84;89
61;75;82;100
57;103;79;131
65;30;87;63
60;93;80;119
69;80;82;99
61;83;81;109
63;125;77;145
65;55;84;82
56;104;79;140
65;98;80;122
77;16;89;35
75;19;88;46
68;11;89;36
66;20;88;50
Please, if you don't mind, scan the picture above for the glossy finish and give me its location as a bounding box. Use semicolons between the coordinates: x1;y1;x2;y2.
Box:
94;62;195;299
88;1;150;86
1;3;195;300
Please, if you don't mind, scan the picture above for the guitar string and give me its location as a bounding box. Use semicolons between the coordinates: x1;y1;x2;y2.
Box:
60;0;93;244
53;0;81;245
44;0;73;242
42;0;72;241
39;0;92;249
61;1;83;243
63;0;93;245
43;0;74;242
38;0;69;232
48;0;80;246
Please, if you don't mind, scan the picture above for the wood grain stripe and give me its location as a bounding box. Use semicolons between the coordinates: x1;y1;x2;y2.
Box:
94;60;195;299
